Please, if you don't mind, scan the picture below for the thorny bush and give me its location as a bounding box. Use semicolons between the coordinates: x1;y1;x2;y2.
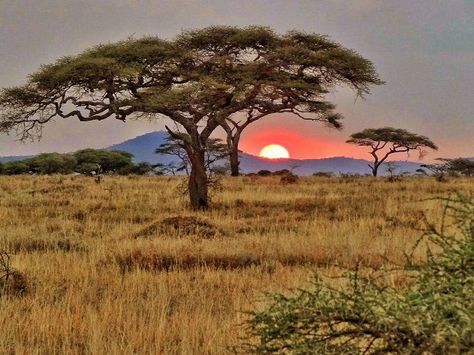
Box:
238;194;474;354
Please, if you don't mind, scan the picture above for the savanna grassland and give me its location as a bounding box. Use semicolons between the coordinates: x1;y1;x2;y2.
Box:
0;175;473;354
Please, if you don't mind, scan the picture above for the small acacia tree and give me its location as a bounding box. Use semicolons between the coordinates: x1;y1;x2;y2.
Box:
347;127;438;176
156;135;228;176
0;26;382;208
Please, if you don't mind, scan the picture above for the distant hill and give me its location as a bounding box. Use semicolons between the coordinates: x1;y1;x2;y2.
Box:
0;155;33;163
106;131;172;165
105;131;424;175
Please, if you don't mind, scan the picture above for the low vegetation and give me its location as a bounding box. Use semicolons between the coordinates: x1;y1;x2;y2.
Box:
239;194;474;354
0;149;156;175
0;175;472;353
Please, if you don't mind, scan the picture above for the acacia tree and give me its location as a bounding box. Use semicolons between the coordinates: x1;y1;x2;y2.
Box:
347;127;438;176
176;28;383;176
0;26;382;208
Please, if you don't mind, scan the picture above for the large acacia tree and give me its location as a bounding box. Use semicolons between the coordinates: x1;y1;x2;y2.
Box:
347;127;438;176
0;26;382;208
176;27;383;176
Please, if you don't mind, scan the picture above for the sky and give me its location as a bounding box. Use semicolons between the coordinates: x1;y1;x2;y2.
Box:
0;0;472;160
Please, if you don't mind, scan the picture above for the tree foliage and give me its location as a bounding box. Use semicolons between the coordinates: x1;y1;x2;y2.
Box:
0;26;382;208
239;194;474;354
420;157;474;181
0;149;139;175
347;127;438;176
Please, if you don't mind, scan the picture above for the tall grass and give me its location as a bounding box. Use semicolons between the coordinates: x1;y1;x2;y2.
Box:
0;175;472;353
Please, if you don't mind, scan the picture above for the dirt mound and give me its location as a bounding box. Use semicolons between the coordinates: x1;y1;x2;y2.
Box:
133;216;219;239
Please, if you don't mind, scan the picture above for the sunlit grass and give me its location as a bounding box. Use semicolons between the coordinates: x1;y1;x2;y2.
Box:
0;175;472;353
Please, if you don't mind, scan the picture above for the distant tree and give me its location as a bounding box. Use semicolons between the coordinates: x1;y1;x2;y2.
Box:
420;157;474;180
2;161;30;175
445;158;474;177
130;162;156;175
28;153;77;174
347;127;438;176
155;136;191;175
384;161;409;182
0;26;382;208
155;136;229;176
73;149;133;173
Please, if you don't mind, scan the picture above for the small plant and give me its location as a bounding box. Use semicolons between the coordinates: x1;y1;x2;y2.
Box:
0;250;29;297
238;194;474;354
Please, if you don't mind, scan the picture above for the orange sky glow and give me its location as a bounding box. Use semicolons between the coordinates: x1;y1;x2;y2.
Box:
240;128;366;160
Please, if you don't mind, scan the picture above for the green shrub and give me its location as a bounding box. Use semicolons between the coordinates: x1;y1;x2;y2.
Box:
239;194;474;354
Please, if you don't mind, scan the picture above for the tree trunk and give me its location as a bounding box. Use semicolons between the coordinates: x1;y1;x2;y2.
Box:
227;131;241;177
188;150;209;210
229;145;240;177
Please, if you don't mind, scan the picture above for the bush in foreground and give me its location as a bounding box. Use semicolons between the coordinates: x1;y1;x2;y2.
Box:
239;194;474;354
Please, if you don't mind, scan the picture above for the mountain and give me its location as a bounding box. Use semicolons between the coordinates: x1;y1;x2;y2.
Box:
105;131;424;175
106;131;172;165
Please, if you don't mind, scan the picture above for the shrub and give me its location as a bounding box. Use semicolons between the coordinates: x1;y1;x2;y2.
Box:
239;194;474;354
257;170;272;177
280;173;299;184
0;251;29;297
312;172;334;178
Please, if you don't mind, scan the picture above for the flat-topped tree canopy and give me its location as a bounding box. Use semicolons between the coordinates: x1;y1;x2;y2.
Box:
0;26;383;208
347;127;438;176
173;26;383;175
348;127;438;150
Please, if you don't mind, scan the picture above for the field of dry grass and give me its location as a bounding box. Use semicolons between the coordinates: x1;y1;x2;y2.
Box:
0;175;472;354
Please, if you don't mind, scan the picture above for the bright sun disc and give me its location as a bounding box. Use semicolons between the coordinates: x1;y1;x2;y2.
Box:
259;144;290;159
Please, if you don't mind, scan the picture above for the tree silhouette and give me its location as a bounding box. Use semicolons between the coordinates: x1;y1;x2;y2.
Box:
347;127;438;176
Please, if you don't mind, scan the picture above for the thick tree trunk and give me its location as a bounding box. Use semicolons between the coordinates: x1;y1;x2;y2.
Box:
229;145;240;177
188;151;209;210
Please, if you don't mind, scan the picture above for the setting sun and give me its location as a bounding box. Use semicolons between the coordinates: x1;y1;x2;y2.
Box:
259;144;290;159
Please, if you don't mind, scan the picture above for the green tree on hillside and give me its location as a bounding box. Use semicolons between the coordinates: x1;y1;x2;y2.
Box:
347;127;438;176
0;26;382;209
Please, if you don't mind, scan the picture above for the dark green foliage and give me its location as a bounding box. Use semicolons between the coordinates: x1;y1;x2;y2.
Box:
28;153;77;174
0;149;138;175
239;194;474;354
2;161;30;175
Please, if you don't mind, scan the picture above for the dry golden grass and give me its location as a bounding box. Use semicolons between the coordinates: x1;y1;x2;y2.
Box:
0;175;472;354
